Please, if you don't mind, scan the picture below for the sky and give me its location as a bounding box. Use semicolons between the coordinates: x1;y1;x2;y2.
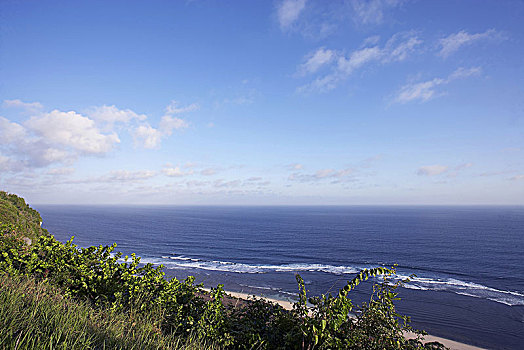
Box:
0;0;523;205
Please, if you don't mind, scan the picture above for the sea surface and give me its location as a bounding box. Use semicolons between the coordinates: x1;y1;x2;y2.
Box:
36;205;524;349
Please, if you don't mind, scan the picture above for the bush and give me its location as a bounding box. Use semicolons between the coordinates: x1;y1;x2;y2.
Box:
0;233;231;345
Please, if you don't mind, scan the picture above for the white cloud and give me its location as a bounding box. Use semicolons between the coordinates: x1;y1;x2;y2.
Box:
165;100;200;115
361;154;383;167
446;163;474;178
87;105;147;129
337;46;382;74
0;116;27;143
339;32;421;72
393;67;481;104
0;154;9;169
363;35;381;46
455;163;473;171
298;74;340;94
333;168;353;178
1;159;28;173
131;100;193;148
58;170;157;185
26;110;120;154
1;99;196;173
89;102;193;148
315;169;335;178
1;107;122;172
350;0;406;25
214;179;242;188
288;163;303;170
448;66;482;80
297;48;335;75
275;1;404;38
0;116;75;169
159;115;189;135
37;147;71;164
277;0;307;30
509;175;524;181
201;168;217;176
298;32;421;93
0;154;23;172
133;115;189;149
395;78;445;103
417;165;448;176
219;87;258;107
47;167;75;175
439;29;501;58
247;177;263;181
3;99;43;113
162;166;194;177
289;167;354;182
478;170;513;177
133;123;164;149
383;33;422;62
101;170;156;182
185;180;210;187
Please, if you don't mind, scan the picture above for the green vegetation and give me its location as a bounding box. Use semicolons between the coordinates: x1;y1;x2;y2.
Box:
0;275;219;350
0;191;48;244
0;192;447;349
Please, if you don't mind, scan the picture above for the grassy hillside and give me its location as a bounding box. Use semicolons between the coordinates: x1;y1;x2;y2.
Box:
0;191;48;244
0;275;218;350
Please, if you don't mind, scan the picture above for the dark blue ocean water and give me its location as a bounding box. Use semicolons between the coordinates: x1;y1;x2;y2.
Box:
36;205;524;349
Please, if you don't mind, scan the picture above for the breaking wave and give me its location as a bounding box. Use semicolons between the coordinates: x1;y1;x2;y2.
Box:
399;275;524;306
142;255;362;275
135;255;524;307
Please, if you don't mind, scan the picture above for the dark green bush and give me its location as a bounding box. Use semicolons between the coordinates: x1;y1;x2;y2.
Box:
0;233;232;346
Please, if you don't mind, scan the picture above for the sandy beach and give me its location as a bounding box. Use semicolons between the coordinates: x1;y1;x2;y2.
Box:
223;290;486;350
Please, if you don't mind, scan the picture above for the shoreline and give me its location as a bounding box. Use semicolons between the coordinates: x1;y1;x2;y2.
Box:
221;290;486;350
39;204;523;349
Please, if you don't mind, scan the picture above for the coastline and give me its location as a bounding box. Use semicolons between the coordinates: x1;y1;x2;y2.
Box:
222;290;486;350
39;205;524;349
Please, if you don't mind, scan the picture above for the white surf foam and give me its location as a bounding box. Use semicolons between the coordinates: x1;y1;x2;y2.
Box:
137;256;524;306
399;275;524;306
153;256;362;275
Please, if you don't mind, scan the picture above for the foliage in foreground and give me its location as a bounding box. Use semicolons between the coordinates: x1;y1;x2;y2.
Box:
0;275;219;350
0;192;446;349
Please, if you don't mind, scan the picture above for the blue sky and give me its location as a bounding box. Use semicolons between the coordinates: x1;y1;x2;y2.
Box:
1;0;523;205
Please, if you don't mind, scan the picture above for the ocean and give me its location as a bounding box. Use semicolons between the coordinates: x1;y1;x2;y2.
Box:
35;205;524;349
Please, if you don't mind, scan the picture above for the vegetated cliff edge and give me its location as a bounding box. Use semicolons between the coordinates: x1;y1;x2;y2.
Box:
0;191;48;244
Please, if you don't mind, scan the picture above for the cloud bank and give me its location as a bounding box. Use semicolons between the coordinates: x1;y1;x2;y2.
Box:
0;99;196;172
